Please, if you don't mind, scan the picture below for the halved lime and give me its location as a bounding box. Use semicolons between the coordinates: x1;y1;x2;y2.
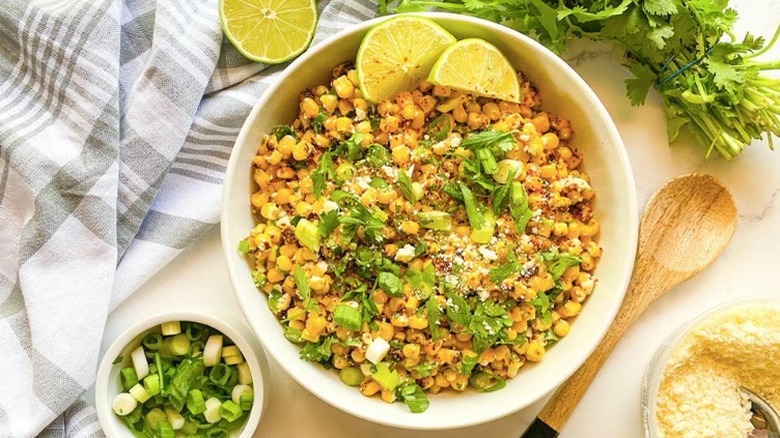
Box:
219;0;317;64
356;16;456;103
428;38;521;103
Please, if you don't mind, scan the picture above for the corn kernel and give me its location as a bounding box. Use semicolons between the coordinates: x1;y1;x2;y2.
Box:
333;75;355;99
553;320;570;338
266;269;284;283
301;97;320;118
320;94;338;113
392;145;410;165
525;342;545;362
402;344;421;360
260;202;279;220
400;220;419;235
408;315;428;330
292;141;310;161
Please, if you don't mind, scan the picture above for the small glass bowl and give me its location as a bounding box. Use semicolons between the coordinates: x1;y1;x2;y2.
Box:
641;297;780;438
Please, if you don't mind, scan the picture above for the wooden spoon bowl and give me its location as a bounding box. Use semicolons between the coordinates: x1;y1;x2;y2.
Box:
523;173;738;437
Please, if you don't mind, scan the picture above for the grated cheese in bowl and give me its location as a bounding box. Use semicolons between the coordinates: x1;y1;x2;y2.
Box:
643;300;780;438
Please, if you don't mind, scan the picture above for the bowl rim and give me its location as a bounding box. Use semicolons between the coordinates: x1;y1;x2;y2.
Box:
220;11;638;430
94;310;266;438
641;296;780;438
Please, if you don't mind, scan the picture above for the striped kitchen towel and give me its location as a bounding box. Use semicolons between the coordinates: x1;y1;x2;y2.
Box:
0;0;376;436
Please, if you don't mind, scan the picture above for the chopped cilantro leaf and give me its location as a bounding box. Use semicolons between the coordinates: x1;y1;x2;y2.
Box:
397;170;416;202
312;152;334;197
540;248;581;280
377;271;404;297
317;210;340;238
300;337;333;364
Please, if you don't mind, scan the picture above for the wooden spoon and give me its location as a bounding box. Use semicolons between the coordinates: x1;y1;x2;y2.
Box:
521;173;738;438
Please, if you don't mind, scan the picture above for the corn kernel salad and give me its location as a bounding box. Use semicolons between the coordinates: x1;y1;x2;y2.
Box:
240;63;601;413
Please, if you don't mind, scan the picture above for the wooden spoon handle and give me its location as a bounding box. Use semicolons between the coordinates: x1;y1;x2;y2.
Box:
520;274;658;436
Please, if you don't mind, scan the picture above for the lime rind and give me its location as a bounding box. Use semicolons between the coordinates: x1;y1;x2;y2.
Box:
356;16;457;103
428;38;522;103
219;0;318;65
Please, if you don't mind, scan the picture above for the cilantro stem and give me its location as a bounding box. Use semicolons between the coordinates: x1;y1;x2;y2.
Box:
745;23;780;59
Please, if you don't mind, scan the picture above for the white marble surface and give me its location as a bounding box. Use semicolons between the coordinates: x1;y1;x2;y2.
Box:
99;2;780;436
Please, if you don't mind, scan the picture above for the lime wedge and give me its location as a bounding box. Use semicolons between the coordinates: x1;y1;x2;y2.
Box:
219;0;317;64
428;38;521;103
357;16;456;103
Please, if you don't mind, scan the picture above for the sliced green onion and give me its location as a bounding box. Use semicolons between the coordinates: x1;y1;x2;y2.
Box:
180;421;198;436
399;383;430;413
142;333;163;351
294;218;321;252
154;353;165;395
206;427;229;438
335;162;356;181
146;407;167;430
203;397;222;423
112;392;137;416
371;362;400;391
224;354;244;365
203;335;223;367
161;321;181;336
188;341;204;358
470;209;495;244
120;367;138;391
158;420;174;438
236;362;253;385
164;334;191;356
222;345;241;358
493;159;522;183
231;384;253;405
339;367;363;387
220;400;243;422
459;183;485;230
185;323;205;341
164;407;185;431
167;391;186;412
128;383;151;403
239;394;254;411
130;346;149;380
411;182;424;201
186;389;206;415
417;211;452;231
209;363;232;387
334;303;362;331
143;374;161;396
469;372;506;392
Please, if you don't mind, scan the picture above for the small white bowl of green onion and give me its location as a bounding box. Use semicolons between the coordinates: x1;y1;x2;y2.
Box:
95;311;267;437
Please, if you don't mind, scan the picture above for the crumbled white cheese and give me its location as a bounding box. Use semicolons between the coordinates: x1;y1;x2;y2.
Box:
321;200;339;213
448;133;462;148
477;289;490;302
354;108;366;121
478;247;498;261
355;176;371;190
365;337;390;364
275;215;291;228
382;165;397;179
394;244;416;263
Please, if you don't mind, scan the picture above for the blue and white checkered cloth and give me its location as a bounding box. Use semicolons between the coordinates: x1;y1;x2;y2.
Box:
0;0;375;436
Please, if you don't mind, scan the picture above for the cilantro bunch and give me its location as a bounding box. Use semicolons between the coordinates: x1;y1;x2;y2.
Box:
384;0;780;159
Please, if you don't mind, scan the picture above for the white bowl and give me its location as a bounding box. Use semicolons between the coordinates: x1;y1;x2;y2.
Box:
221;12;638;430
95;310;268;437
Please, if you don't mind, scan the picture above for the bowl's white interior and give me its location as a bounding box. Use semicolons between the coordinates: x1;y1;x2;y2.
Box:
95;312;266;437
221;12;638;430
